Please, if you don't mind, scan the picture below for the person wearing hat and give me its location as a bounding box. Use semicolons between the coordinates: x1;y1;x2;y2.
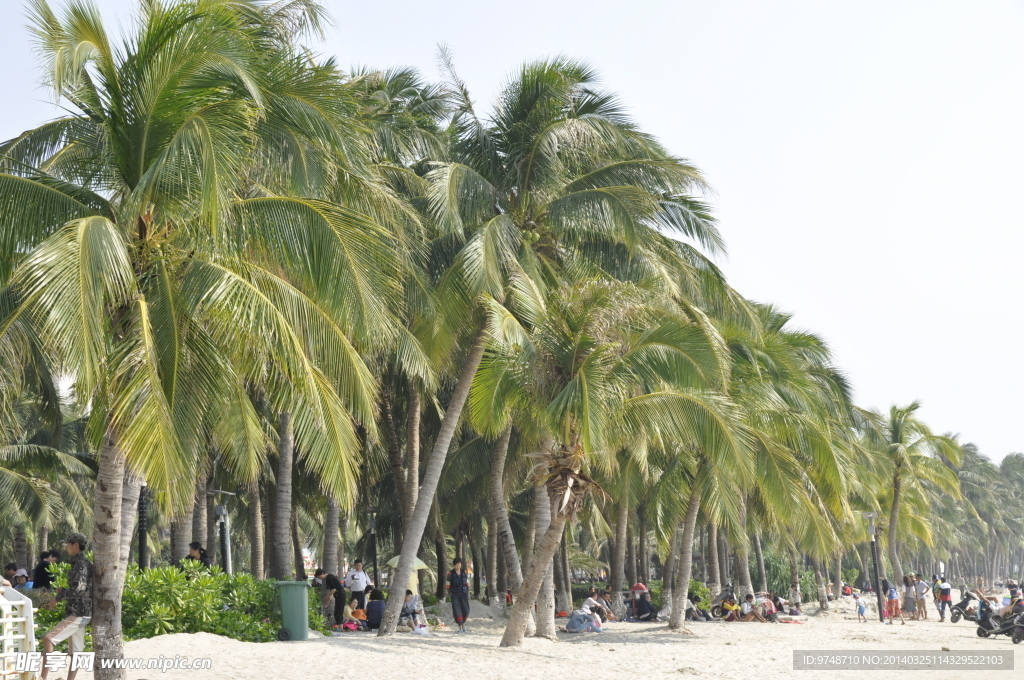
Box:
12;569;30;590
41;533;94;680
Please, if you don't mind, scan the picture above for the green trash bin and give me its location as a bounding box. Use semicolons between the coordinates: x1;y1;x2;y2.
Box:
274;581;310;641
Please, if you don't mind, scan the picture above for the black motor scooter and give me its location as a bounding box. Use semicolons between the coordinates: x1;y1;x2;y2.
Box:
950;593;977;623
976;597;1024;639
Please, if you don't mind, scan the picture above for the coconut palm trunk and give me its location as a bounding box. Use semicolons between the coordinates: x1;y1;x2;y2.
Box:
753;532;767;593
249;484;264;580
888;467;905;585
405;388;421;523
500;496;569;647
662;521;681;605
531;486;557;638
611;499;629;606
788;545;802;606
382;394;408;537
812;557;829;610
378;331;487;635
669;491;700;631
291;509;306;581
736;499;754;596
324;498;339;575
833;553;844;599
14;527;27;571
489;425;524;592
486;511;498;602
118;472;144;578
93;432;127;680
273;412;294;580
707;523;720;597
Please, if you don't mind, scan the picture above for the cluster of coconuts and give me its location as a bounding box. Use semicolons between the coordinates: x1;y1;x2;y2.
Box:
522;220;542;244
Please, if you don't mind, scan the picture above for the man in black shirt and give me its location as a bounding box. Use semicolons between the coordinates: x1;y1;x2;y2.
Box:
314;568;345;627
33;551;58;590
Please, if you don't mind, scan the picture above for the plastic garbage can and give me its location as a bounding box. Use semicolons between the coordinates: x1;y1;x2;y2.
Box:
274;580;310;641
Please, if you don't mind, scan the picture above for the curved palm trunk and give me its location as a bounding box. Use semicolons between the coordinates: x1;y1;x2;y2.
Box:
273;412;294;580
668;491;701;631
93;431;127;680
888;468;904;585
707;523;720;598
324;498;339;575
248;484;264;579
753;532;767;593
533;486;557;639
500;495;568;647
377;329;488;636
489;426;523;592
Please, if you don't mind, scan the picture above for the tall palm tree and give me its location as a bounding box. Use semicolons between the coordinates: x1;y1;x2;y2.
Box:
860;402;961;585
466;281;745;646
376;53;726;634
1;1;394;673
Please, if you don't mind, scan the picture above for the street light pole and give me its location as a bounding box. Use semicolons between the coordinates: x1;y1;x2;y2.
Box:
863;512;885;623
137;483;148;569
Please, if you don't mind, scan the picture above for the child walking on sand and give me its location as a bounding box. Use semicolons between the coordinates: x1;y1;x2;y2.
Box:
854;592;867;622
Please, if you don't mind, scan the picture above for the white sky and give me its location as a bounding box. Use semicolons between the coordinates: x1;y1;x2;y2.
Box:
3;0;1022;461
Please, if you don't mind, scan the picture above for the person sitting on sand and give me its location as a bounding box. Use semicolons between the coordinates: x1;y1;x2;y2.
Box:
761;594;778;622
365;589;386;630
721;595;741;621
739;594;767;622
342;597;368;631
599;590;619;621
686;592;711;621
635;592;658;621
566;608;602;633
581;593;606;621
399;589;426;631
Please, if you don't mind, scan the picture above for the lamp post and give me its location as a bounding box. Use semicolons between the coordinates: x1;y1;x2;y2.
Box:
205;489;237;574
215;503;233;574
368;505;379;586
863;512;885;623
137;482;148;569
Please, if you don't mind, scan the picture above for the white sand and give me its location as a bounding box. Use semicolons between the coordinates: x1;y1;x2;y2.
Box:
77;598;1019;679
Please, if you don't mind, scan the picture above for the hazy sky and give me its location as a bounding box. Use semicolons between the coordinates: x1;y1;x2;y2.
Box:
3;1;1022;461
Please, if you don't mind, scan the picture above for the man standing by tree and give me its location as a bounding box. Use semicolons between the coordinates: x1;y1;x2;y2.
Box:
344;560;372;610
41;533;93;680
314;568;345;628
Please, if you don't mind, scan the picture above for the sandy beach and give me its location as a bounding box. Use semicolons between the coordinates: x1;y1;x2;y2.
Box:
89;598;1017;680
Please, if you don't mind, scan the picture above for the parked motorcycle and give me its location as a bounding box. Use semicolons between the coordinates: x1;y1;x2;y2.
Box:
709;584;736;619
950;593;977;623
976;597;1024;639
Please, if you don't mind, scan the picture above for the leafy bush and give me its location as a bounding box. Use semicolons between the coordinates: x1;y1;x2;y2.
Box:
121;563;282;642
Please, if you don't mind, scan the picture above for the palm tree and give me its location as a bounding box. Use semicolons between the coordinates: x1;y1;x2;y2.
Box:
465;281;745;646
860;402;961;585
1;1;394;673
376;52;726;634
